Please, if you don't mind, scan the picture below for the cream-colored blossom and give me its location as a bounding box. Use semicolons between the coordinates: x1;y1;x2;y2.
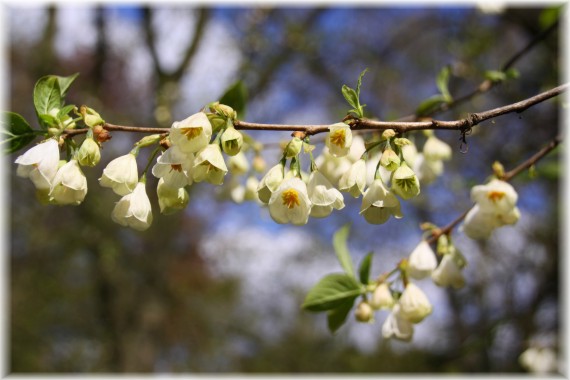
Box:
268;177;312;225
157;178;189;215
380;148;400;171
192;144;228;185
76;137;101;167
228;151;250;175
431;250;466;289
169;112;212;153
398;282;432;324
15;138;60;190
111;181;153;231
339;159;367;198
370;283;394;310
221;126;243;156
407;241;438;280
151;145;194;188
423;135;452;161
99;153;139;196
471;179;518;214
257;163;284;203
49;159;88;205
327;123;352;157
354;300;374;323
391;162;420;200
307;170;345;218
359;178;402;224
382;304;414;342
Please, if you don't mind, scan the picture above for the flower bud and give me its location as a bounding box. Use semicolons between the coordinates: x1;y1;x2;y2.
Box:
284;137;303;158
77;137;101;167
380;148;400;171
398;283;432;324
407;241;437;280
80;106;105;128
211;103;237;119
382;129;396;139
391;162;421;200
221;126;243;156
354;300;374;323
370;283;394;310
157;178;189;215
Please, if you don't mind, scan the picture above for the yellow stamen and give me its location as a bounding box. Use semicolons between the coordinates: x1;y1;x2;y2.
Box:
282;188;300;209
487;191;505;202
330;129;346;148
181;127;203;141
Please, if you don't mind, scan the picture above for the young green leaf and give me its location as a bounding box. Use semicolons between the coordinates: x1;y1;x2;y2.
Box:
358;251;374;285
219;81;248;119
342;85;359;110
327;298;356;334
33;76;62;128
436;66;452;102
57;104;77;120
56;73;79;98
0;112;38;154
333;223;355;278
355;68;368;97
415;94;448;117
302;273;364;312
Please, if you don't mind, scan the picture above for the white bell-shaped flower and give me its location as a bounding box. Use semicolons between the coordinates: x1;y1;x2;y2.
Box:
151;145;194;188
192;144;228;185
257;163;284;203
413;154;444;184
471;179;518;214
370;283;394;310
347;135;366;162
268;177;312;225
431;251;466;289
380;148;400;171
462;204;520;240
99;153;139;196
228;151;250;175
407;241;438;280
391;162;420;200
111;181;153;231
169;112;212;154
339;159;367;198
307;170;345;218
401;142;418;167
382;304;414;342
315;149;353;185
49;159;88;205
76;137;101;167
359;178;402;224
15;138;60;190
326;123;352;157
157;178;189;215
398;282;432;324
423;135;452;161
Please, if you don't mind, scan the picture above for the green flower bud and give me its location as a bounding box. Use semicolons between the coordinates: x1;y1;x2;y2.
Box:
382;129;396;139
210;103;237;119
391;162;420;200
77;137;101;167
284;137;303;158
80;106;105;128
221;126;243;156
380;148;401;171
354;300;374;323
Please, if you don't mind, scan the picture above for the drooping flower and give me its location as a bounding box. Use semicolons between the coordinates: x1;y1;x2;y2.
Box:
307;170;345;218
391;162;421;200
15;138;60;190
461;195;521;240
359;178;402;224
156;178;189;215
431;249;466;289
339;159;367;198
99;153;139;196
220;126;243;156
382;304;414;342
257;163;284;203
76;137;101;167
470;179;518;214
315;148;353;185
370;283;394;310
380;148;400;171
192;144;228;185
151;145;194;189
401;142;418;167
49;159;88;205
327;122;352;157
398;282;432;324
413;153;444;184
228;151;250;175
423;135;452;161
407;241;438;280
169;112;212;154
268;177;312;225
111;181;153;231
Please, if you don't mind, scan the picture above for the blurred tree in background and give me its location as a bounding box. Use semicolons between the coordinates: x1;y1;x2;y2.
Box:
7;4;563;374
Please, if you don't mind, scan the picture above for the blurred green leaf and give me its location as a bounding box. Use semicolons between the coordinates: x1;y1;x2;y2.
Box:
327;298;355;333
56;73;79;98
355;68;368;96
539;7;560;30
436;66;452;102
0;112;38;154
415;94;447;117
358;251;373;285
57;104;76;120
33;76;62;127
342;85;359;110
505;68;520;79
219;81;248;119
302;273;363;312
333;223;355;278
485;70;507;82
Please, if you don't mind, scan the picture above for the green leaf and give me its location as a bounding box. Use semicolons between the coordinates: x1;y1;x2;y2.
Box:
0;112;38;154
219;81;248;119
355;68;368;96
484;70;507;83
333;223;355;278
342;85;359;110
33;76;62;128
415;94;448;117
56;73;79;98
302;273;363;312
504;68;520;79
327;298;355;334
358;251;373;285
57;104;77;120
436;66;452;102
38;113;58;128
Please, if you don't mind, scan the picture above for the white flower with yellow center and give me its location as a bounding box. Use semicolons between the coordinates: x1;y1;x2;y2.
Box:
359;178;402;224
370;283;394;310
15;138;60;190
382;304;414;342
398;282;432;324
112;181;153;231
257;163;284;203
268;177;312;225
49;159;88;205
326;123;352;157
431;248;466;289
462;204;520;239
151;145;194;189
307;170;345;218
99;153;139;196
169;112;212;154
157;178;189;215
423;135;452;161
192;144;228;185
339;159;367;198
391;162;421;200
407;241;438;280
471;179;518;214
